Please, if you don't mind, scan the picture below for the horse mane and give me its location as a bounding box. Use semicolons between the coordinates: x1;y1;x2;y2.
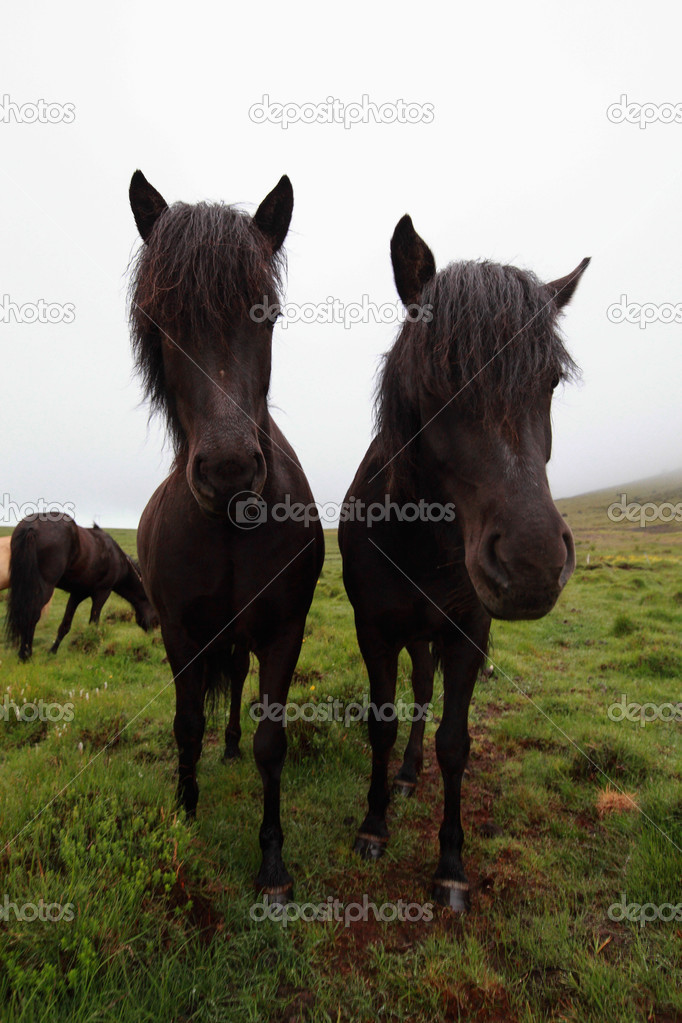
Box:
376;259;579;492
126;554;143;581
128;201;286;450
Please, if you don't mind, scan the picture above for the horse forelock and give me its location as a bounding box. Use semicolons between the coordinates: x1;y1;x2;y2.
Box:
128;201;285;449
376;259;579;489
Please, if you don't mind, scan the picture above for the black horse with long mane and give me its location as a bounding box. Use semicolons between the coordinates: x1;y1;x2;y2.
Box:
5;514;157;660
339;214;589;910
128;170;324;902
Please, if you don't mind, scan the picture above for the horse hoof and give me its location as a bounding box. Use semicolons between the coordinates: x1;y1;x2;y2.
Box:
354;833;388;861
176;799;197;822
260;884;293;906
222;746;242;762
431;879;470;912
393;778;417;798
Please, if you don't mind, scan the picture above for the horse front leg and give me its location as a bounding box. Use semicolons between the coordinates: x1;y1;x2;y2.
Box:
252;626;304;903
394;640;434;797
353;625;400;861
164;632;206;818
88;589;111;625
432;612;490;911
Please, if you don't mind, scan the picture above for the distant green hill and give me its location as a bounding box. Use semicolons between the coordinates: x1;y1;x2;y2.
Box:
558;468;682;507
3;471;682;552
555;469;682;559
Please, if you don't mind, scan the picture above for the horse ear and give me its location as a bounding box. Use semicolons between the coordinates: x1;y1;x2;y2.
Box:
129;170;169;242
545;257;591;309
391;215;437;307
253;175;294;253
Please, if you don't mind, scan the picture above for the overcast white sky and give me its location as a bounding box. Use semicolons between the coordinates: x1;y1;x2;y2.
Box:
2;0;681;528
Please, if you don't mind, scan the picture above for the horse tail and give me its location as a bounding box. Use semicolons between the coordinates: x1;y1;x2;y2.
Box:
429;633;491;679
430;639;443;677
203;649;233;709
202;644;251;715
5;528;44;649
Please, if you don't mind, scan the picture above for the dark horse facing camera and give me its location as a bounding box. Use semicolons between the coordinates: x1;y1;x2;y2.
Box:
5;515;158;661
339;214;589;910
128;171;324;903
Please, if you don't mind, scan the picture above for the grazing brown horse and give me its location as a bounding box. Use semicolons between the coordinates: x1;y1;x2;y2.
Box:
339;214;589;910
128;170;324;902
0;535;53;619
5;515;157;661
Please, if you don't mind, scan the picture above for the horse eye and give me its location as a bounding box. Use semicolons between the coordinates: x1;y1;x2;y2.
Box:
551;376;560;390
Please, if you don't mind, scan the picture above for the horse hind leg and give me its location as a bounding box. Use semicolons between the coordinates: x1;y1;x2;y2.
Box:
20;585;55;659
50;592;83;654
223;644;250;761
18;620;38;662
394;641;435;797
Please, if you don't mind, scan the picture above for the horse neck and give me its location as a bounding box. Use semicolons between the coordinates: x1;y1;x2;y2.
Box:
113;561;148;612
379;445;466;563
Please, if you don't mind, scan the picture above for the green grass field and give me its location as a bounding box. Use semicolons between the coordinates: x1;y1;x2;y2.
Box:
0;474;680;1022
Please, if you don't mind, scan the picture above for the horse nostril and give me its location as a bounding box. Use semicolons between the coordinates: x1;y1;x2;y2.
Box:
191;452;263;502
193;457;215;496
481;533;510;591
559;529;576;583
